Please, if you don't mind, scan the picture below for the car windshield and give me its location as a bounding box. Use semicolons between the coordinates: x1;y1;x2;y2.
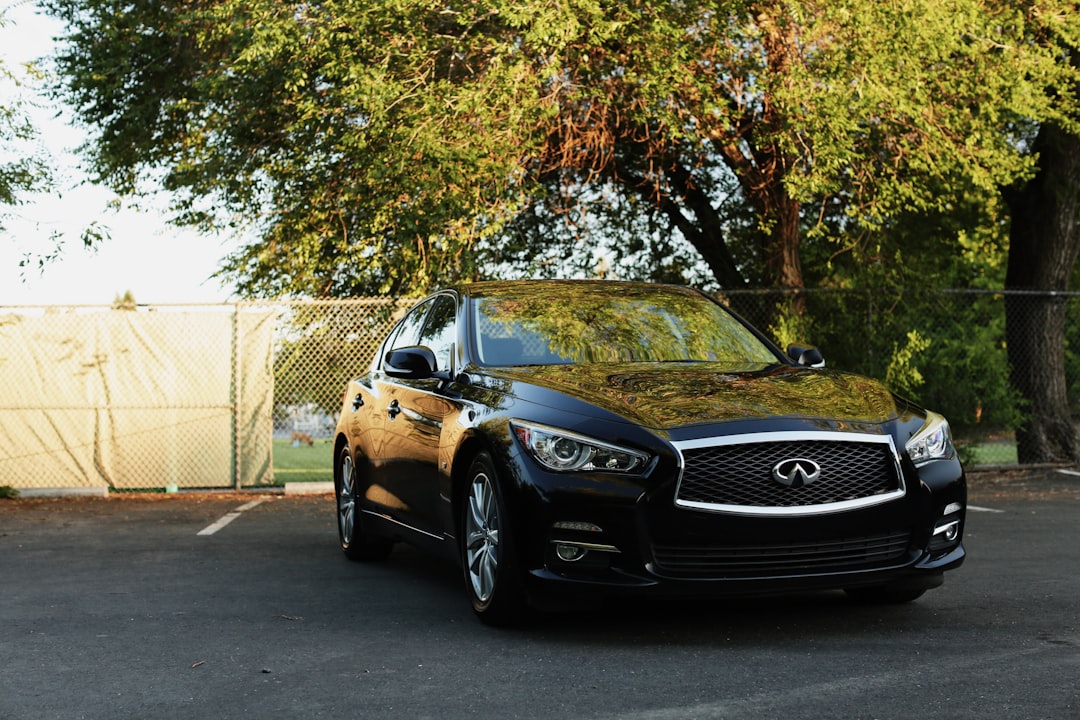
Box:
472;284;780;367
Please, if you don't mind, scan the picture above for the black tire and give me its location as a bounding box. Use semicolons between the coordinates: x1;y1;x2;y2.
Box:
844;585;926;604
460;452;528;626
335;446;393;562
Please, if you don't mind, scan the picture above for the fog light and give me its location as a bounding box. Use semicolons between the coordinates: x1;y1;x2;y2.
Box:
933;519;960;542
555;543;587;562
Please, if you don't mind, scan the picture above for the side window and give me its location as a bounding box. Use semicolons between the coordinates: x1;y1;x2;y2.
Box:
418;295;457;372
380;299;434;369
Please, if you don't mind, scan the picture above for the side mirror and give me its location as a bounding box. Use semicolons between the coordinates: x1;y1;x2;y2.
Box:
384;346;438;379
787;343;825;368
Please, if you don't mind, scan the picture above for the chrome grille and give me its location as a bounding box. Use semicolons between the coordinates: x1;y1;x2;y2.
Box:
673;431;904;516
652;530;912;577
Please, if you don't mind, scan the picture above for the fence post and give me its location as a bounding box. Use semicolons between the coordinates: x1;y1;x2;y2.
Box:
232;303;242;490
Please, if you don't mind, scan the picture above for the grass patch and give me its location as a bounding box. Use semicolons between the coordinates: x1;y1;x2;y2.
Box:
958;437;1018;466
966;442;1018;466
273;438;333;484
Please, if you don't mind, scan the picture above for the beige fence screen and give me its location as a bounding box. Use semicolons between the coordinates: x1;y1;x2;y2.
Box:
0;299;407;492
0;306;274;490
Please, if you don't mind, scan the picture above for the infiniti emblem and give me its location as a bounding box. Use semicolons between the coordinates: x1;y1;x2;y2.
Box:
772;459;822;488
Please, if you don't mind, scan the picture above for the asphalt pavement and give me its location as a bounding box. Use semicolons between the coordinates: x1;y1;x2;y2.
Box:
1;469;1078;720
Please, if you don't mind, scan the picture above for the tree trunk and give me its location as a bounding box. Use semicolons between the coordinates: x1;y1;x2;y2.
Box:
754;0;803;295
760;183;804;291
1004;122;1080;464
662;162;749;291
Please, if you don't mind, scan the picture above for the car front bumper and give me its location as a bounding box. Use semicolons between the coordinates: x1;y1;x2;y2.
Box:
497;442;967;610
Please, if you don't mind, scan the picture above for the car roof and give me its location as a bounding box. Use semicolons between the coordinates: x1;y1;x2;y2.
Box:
453;279;706;299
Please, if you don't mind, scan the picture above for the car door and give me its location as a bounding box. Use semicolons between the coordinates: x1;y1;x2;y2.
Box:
372;294;460;538
361;298;435;521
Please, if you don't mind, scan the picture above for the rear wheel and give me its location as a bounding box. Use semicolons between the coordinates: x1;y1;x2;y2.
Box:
461;452;528;626
336;446;393;562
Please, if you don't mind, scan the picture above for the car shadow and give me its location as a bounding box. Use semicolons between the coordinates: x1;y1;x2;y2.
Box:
528;591;938;645
363;544;951;646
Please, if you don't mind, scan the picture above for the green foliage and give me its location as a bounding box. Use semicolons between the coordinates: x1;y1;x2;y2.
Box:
48;0;555;296
739;285;1024;440
43;0;1080;297
0;8;53;233
885;330;931;398
787;179;1028;440
767;302;814;352
920;294;1025;434
0;485;19;499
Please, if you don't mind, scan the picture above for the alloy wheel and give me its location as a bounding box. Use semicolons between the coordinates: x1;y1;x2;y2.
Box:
337;451;356;546
465;471;500;604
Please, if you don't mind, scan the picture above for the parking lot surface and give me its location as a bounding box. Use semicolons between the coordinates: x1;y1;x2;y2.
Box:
1;470;1079;720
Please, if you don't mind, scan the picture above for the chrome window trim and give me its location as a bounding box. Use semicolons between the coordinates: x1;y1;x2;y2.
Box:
672;431;906;517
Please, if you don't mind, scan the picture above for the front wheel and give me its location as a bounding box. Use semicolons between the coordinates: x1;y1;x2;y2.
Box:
336;446;393;562
461;452;528;626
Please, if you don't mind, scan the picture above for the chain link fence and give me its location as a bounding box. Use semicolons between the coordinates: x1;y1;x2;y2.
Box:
1;290;1074;491
267;298;412;484
0;299;410;492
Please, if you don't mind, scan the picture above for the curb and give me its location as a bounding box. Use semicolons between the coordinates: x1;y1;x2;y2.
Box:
15;487;110;498
284;481;334;495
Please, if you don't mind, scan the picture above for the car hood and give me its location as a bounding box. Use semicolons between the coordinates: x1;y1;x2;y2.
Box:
487;363;901;430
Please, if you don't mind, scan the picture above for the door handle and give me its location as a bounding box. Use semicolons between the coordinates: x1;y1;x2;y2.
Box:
387;399;401;419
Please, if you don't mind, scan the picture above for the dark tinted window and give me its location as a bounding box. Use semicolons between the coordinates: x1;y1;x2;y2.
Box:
382;298;434;366
418;295;457;372
473;284;778;367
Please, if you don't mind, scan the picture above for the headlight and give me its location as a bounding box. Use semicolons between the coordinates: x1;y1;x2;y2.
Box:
906;411;955;466
511;420;651;474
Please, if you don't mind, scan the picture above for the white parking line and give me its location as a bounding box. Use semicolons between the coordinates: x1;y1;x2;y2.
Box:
968;505;1004;513
197;499;267;536
197;513;241;536
1056;469;1080;477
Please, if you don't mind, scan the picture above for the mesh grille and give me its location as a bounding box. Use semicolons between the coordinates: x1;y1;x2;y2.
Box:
677;438;901;510
652;530;912;576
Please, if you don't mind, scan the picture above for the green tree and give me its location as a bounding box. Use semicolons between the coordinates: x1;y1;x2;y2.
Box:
1004;91;1080;460
43;0;1080;464
46;0;1066;298
0;8;52;234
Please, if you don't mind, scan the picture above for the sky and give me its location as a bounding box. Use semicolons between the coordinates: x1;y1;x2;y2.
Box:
0;2;238;306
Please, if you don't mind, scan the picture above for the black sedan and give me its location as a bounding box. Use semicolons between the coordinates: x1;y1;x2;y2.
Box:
333;281;965;625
